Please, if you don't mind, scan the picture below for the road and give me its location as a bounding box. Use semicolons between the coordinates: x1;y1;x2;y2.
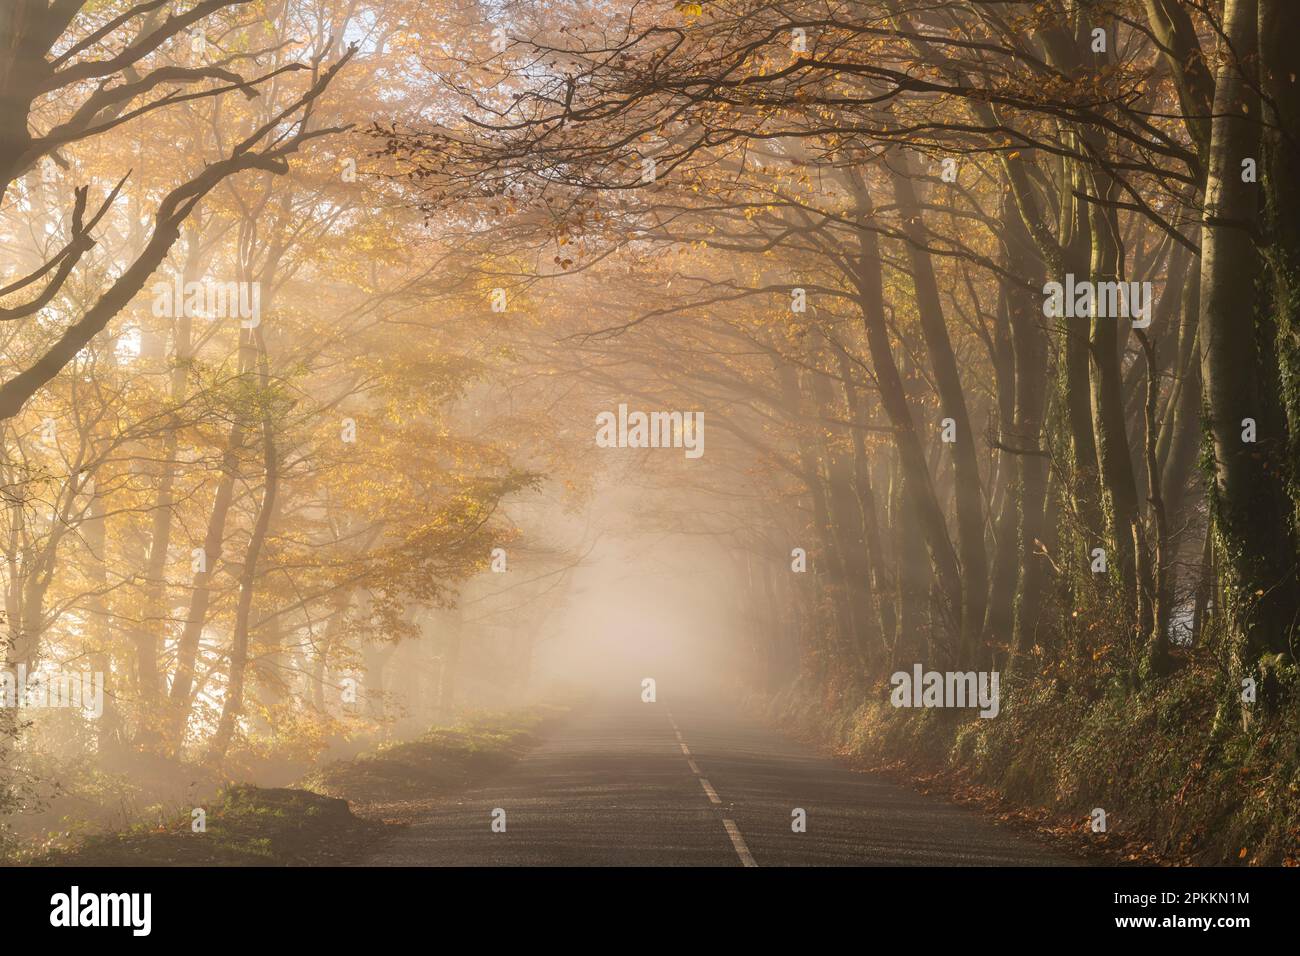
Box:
360;695;1079;866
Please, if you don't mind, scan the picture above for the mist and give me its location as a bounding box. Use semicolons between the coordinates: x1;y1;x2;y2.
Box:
2;1;1298;888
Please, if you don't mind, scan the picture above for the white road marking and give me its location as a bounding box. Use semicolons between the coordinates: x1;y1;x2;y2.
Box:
723;819;758;867
670;710;759;866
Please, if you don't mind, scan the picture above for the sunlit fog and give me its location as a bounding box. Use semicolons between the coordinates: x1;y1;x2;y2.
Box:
2;1;1298;892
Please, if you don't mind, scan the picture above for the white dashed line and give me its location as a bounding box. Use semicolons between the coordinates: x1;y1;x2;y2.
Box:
669;710;758;866
723;819;758;867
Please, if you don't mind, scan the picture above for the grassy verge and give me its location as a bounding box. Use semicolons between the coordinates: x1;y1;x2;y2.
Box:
300;705;567;807
31;785;378;866
761;666;1300;866
23;703;569;866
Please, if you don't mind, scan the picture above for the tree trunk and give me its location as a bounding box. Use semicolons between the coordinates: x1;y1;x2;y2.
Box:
891;155;988;667
1199;0;1299;681
207;330;279;763
843;169;961;658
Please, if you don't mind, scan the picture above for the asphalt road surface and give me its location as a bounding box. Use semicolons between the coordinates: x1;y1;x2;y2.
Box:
360;695;1079;866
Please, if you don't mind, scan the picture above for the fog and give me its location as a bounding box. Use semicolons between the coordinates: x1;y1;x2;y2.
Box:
3;0;1298;871
535;482;748;702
